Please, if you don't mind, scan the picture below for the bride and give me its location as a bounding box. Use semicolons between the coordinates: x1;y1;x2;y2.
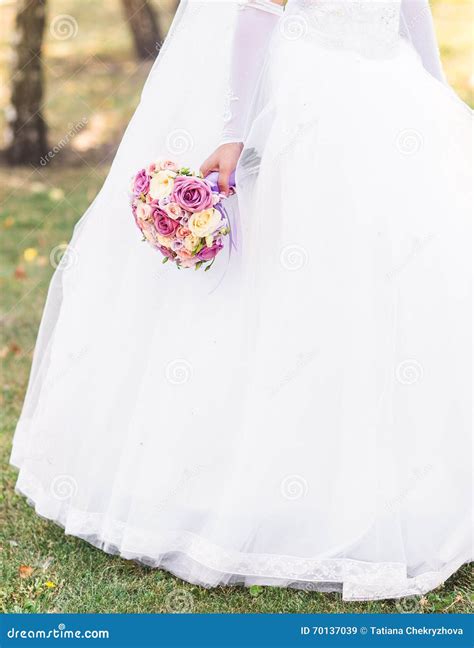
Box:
11;0;471;600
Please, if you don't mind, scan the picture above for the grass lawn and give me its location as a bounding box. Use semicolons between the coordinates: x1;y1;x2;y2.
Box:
0;0;473;614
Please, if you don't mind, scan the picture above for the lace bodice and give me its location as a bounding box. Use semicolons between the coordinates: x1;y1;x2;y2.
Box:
283;0;401;58
222;0;444;143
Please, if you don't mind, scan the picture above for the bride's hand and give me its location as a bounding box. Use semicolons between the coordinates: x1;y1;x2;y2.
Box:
200;142;243;195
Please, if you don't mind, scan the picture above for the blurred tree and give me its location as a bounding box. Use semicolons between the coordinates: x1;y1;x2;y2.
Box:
121;0;163;60
7;0;48;165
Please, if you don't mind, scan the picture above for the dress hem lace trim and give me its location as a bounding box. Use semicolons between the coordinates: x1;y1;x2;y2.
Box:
11;463;470;602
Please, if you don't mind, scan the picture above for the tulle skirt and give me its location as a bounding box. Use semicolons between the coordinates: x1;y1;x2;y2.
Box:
11;27;472;600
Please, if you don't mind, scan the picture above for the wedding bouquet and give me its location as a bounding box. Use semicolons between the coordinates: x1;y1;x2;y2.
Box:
131;160;233;271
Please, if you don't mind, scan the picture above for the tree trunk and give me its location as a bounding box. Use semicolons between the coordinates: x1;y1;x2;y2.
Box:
121;0;163;60
7;0;48;166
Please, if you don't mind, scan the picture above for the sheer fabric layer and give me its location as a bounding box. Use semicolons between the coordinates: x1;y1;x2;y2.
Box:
11;0;472;601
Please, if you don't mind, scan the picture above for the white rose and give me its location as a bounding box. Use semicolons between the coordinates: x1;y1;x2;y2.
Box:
149;170;176;200
164;202;185;220
187;208;222;238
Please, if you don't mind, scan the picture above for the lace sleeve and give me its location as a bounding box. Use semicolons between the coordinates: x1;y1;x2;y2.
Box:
399;0;446;83
221;0;283;145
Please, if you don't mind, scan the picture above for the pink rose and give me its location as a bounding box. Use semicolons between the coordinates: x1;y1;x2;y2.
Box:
176;249;198;268
165;202;185;221
178;258;198;268
197;241;223;261
159;160;179;172
176;225;191;239
172;176;213;213
133;169;149;196
177;248;193;259
152;208;179;237
158;244;175;259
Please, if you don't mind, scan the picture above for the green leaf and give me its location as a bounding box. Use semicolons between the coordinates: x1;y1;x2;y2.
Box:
249;585;264;597
162;257;169;264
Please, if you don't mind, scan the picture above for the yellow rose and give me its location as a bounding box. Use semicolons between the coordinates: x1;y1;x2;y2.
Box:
156;234;172;248
187;208;221;238
149;170;176;200
183;234;201;252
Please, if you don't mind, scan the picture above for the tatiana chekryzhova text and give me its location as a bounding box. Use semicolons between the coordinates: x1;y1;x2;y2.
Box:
369;626;464;637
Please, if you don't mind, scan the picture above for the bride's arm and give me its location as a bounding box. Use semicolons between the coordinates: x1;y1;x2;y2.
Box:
201;0;284;194
399;0;446;83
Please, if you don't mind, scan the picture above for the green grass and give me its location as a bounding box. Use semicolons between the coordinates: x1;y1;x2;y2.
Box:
0;0;473;615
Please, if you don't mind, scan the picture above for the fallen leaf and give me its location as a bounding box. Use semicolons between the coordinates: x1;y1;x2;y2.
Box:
14;265;27;279
19;565;34;579
3;217;15;228
9;342;22;356
45;581;56;589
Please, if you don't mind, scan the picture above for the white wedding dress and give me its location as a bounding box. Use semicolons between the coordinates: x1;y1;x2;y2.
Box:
11;0;472;600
